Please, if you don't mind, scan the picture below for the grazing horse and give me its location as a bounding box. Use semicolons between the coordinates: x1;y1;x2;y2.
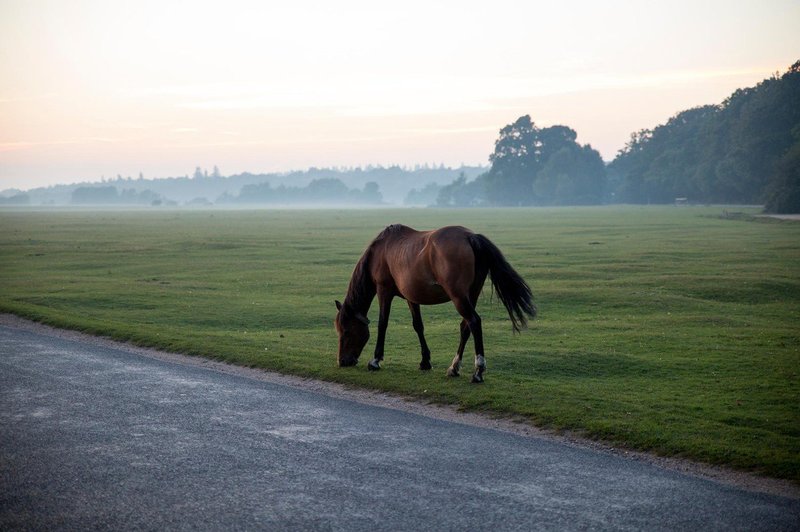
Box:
334;224;535;383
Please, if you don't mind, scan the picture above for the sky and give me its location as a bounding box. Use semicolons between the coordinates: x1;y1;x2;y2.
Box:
1;0;798;191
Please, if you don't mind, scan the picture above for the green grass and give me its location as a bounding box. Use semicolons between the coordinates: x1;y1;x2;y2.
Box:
1;206;798;481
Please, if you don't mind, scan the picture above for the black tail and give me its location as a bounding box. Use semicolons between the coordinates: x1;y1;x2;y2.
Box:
469;233;536;332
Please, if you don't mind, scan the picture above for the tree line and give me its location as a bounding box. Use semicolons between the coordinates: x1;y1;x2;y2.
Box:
435;60;800;212
65;178;384;206
4;165;482;206
222;178;383;205
71;186;165;206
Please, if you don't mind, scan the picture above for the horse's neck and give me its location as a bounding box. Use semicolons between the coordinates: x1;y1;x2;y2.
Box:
345;250;376;313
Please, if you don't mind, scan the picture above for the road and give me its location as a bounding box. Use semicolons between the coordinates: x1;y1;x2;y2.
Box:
1;320;798;531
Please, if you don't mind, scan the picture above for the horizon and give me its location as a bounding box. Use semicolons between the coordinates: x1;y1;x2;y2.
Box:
4;162;488;194
1;0;799;191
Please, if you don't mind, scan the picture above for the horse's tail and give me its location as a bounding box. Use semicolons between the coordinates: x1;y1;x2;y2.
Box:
469;233;536;333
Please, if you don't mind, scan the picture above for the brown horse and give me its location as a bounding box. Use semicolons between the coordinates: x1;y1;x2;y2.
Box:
334;224;535;383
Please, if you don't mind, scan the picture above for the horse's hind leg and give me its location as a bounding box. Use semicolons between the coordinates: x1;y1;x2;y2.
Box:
468;312;486;383
408;302;432;370
446;319;469;377
451;297;486;383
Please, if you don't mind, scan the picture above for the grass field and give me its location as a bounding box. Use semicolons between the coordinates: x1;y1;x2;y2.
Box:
1;206;798;481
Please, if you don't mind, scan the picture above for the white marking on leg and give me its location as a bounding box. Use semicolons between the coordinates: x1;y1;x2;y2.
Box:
475;355;486;370
451;355;462;372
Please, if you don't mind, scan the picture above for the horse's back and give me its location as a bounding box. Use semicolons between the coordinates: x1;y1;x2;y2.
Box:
427;226;477;289
429;225;474;245
376;225;476;305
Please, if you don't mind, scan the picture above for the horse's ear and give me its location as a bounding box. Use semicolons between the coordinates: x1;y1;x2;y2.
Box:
335;300;343;311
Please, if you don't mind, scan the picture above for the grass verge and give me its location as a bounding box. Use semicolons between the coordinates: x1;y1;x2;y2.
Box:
1;206;798;481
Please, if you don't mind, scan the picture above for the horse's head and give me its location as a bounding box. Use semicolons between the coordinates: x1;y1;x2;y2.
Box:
334;300;370;366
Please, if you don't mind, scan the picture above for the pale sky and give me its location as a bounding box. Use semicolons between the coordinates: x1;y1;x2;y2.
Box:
1;0;798;190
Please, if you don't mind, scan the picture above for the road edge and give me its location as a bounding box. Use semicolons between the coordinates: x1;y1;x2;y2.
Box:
2;312;797;500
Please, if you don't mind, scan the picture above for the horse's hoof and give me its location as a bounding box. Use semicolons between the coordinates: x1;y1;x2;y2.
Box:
419;360;432;371
446;368;460;377
471;373;484;384
367;360;381;371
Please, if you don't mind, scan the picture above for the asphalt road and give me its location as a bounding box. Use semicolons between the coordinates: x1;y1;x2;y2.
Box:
1;323;798;531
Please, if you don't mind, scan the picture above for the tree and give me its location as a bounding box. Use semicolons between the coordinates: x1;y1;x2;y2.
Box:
436;173;487;207
535;144;606;205
609;60;800;204
763;140;800;213
405;182;442;206
71;186;119;204
0;193;30;205
305;178;349;201
436;116;608;207
485;115;539;205
361;182;382;203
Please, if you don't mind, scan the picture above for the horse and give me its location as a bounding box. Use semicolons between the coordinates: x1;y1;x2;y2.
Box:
334;224;536;383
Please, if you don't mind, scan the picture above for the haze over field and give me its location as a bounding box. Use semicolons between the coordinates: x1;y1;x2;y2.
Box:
1;0;798;191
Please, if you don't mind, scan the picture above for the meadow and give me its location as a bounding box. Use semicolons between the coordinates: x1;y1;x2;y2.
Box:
1;206;798;481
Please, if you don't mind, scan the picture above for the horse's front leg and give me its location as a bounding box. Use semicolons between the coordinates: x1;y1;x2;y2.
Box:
408;302;432;370
368;290;393;371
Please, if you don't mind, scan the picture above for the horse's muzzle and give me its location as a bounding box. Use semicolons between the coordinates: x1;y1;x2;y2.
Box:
338;357;358;367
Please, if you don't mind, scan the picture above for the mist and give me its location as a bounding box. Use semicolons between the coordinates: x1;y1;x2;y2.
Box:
0;165;486;208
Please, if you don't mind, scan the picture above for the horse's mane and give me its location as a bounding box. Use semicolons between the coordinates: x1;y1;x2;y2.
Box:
344;224;411;311
344;224;406;311
374;223;407;241
344;251;372;311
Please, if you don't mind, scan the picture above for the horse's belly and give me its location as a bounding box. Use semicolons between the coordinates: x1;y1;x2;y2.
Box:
400;281;451;305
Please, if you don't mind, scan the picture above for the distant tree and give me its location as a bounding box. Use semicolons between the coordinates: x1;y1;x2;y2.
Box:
211;165;221;179
538;125;578;162
235;178;381;204
138;189;161;204
436;172;487;206
216;191;236;204
535;144;606;205
361;181;382;203
405;182;442;206
71;186;119;204
480;116;608;205
118;188;161;205
485;115;539;205
238;182;273;202
0;193;30;205
193;167;204;180
443;116;607;206
305;178;349;201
